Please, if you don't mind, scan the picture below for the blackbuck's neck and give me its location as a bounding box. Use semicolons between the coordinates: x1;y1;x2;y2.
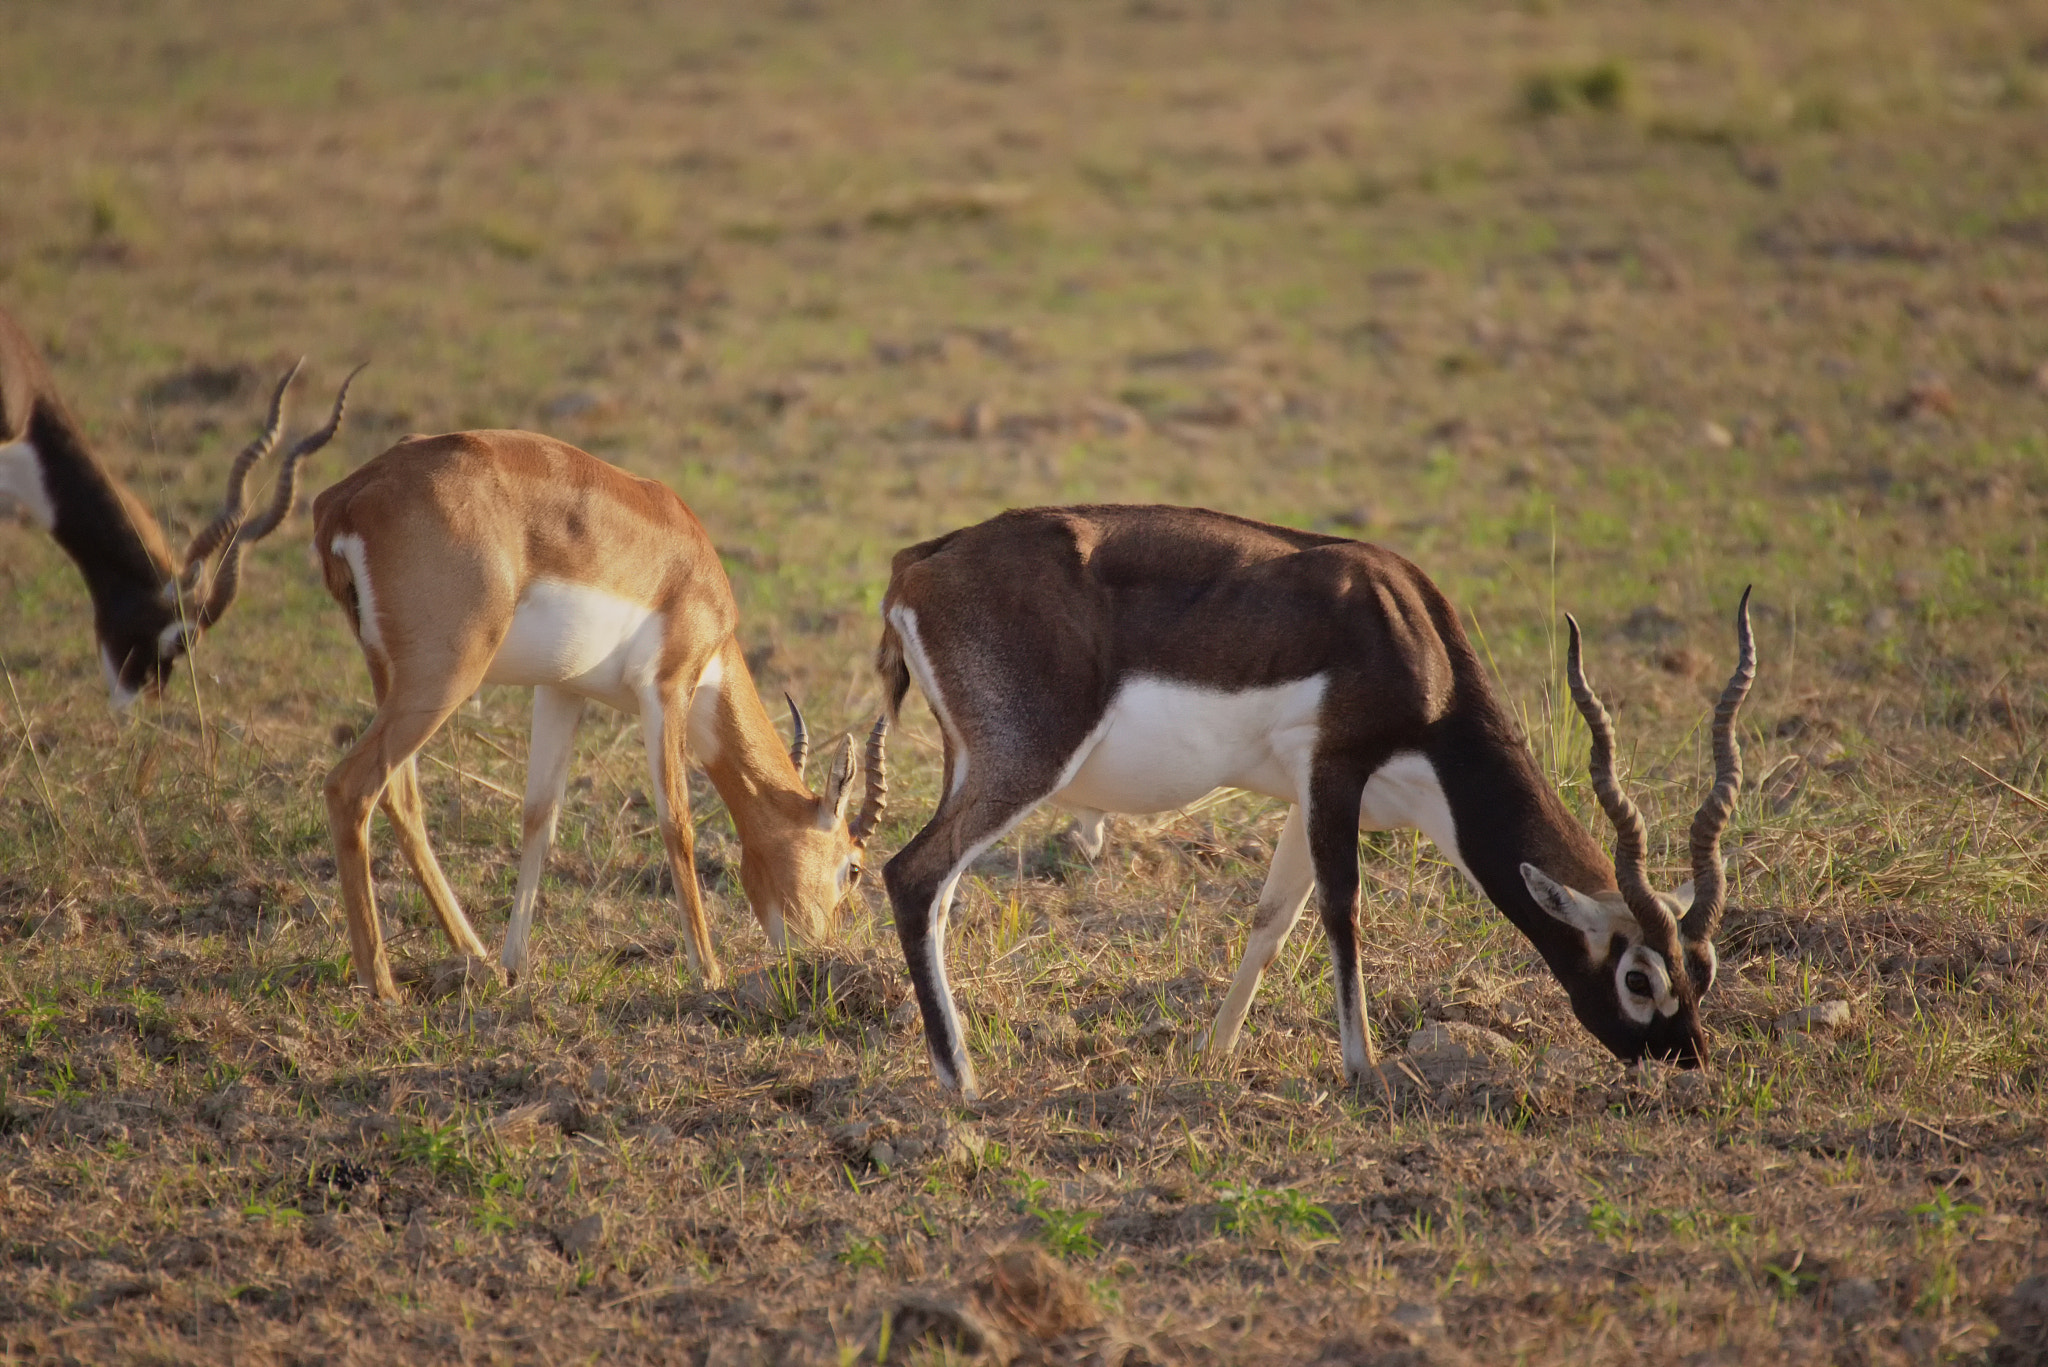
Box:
1425;697;1617;959
698;640;817;846
29;402;176;604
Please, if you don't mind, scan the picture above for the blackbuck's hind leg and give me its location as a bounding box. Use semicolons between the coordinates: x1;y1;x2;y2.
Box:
1308;767;1376;1081
883;744;1075;1102
502;685;587;984
325;682;482;1002
380;758;490;961
1204;804;1316;1060
643;681;722;988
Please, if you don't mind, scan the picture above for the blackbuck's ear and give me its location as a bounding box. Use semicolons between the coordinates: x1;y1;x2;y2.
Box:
818;734;857;829
1520;863;1613;937
1671;880;1697;913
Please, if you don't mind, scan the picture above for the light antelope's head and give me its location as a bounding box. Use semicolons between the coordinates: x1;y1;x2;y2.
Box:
106;362;360;709
1523;589;1756;1068
743;708;889;946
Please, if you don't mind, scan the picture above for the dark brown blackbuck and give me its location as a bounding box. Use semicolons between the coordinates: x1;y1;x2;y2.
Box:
311;431;886;1000
0;305;357;707
873;505;1754;1100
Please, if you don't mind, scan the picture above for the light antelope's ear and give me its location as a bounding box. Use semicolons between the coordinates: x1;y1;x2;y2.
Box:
1521;863;1614;937
818;734;857;829
1670;879;1697;914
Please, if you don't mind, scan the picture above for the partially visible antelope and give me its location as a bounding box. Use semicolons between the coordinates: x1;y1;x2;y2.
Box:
311;431;887;1000
0;305;357;706
873;504;1754;1099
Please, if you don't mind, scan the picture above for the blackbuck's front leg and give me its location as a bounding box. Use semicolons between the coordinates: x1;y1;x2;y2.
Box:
502;685;586;984
1203;804;1316;1060
883;748;1066;1102
1309;766;1376;1080
644;680;723;988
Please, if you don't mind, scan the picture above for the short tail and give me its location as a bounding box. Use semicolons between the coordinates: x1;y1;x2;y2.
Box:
875;621;911;723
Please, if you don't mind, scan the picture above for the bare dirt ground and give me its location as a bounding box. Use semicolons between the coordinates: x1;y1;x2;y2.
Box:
2;2;2047;1362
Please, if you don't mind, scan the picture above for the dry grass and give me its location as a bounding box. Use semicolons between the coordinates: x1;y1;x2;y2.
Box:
3;1;2048;1362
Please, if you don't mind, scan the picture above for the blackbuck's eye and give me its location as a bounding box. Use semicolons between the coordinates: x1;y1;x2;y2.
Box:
1624;969;1653;998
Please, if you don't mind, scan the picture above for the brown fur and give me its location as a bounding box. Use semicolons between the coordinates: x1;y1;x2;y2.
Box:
311;431;870;999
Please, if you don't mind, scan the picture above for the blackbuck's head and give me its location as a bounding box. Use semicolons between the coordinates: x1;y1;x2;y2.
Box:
750;705;889;944
107;362;361;708
1522;590;1757;1068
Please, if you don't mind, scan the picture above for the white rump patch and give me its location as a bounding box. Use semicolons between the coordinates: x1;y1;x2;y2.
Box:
329;534;384;653
889;605;971;797
1054;673;1327;815
0;440;55;531
485;577;666;712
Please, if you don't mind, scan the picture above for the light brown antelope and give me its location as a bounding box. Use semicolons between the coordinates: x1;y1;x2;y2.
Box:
874;505;1754;1099
311;431;886;1000
0;305;356;706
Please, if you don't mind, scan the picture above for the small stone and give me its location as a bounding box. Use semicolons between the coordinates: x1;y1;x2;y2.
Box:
894;1135;930;1162
866;1140;898;1171
1387;1300;1446;1341
1864;606;1898;635
1665;1070;1712;1110
1407;1021;1518;1066
403;1215;435;1256
939;1122;988;1168
588;1062;609;1097
1700;420;1733;448
554;1212;606;1260
1777;1000;1852;1035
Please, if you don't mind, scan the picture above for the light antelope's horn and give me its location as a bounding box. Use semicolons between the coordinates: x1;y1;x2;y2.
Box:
1681;587;1755;945
181;358;302;578
850;715;888;843
785;693;810;775
1564;613;1679;952
195;364;362;629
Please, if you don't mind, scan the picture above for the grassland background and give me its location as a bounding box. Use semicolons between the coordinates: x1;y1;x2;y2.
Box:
2;1;2047;1362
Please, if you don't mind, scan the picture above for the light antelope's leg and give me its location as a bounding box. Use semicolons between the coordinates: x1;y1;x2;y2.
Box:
1308;767;1375;1080
1204;804;1316;1060
643;683;722;988
324;688;477;1002
502;685;586;983
380;758;489;960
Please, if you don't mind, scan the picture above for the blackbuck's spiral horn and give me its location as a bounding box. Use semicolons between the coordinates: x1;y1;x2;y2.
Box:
195;363;363;629
1681;587;1756;945
181;358;303;576
1564;612;1682;954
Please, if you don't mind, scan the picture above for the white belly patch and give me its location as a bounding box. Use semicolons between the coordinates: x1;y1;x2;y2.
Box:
1053;673;1327;814
1359;751;1471;883
484;578;666;710
0;440;55;531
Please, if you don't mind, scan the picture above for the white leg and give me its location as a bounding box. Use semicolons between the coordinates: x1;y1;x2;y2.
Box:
1064;809;1109;859
1203;804;1316;1059
502;685;585;982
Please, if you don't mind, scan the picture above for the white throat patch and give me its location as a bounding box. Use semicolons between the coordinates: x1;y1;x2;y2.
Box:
0;440;56;531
